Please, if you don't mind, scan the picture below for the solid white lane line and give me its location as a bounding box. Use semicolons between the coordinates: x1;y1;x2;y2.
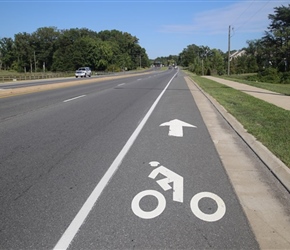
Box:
63;95;86;103
53;71;178;250
118;83;125;86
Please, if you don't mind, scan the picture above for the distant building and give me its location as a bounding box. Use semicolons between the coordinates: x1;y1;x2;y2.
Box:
230;50;246;61
153;61;162;67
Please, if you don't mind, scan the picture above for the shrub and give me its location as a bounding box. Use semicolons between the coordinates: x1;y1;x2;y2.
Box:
245;74;259;81
280;72;290;84
258;68;281;83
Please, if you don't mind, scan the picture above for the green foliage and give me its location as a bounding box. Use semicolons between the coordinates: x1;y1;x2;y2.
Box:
244;74;259;81
174;4;290;81
179;45;226;76
258;67;281;83
281;72;290;84
0;27;150;72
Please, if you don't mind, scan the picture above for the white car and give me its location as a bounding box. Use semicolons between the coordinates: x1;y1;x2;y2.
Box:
75;67;92;78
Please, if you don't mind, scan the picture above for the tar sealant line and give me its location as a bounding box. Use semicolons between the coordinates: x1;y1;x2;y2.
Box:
53;71;179;250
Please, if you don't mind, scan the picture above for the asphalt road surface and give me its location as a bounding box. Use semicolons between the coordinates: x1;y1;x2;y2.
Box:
1;69;261;249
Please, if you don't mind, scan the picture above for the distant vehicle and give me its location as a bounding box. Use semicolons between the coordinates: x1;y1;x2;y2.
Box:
75;67;92;78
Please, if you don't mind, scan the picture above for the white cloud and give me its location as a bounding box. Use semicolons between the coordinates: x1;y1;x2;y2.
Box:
159;0;288;35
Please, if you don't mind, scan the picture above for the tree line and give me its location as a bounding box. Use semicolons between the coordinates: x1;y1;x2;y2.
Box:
0;28;150;72
1;4;289;83
156;4;290;84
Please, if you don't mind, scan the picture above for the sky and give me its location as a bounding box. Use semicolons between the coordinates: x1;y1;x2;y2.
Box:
0;0;288;59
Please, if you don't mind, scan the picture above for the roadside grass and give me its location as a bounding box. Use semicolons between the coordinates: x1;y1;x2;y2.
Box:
218;75;290;95
187;73;290;168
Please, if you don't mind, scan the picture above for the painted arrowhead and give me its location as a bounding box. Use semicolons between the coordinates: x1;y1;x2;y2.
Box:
160;119;196;137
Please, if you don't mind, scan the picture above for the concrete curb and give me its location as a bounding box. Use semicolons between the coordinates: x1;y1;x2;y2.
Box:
186;76;290;192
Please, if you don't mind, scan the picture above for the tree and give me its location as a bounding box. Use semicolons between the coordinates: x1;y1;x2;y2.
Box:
179;44;200;67
52;28;99;71
14;32;34;72
31;27;59;71
263;4;290;72
0;37;15;70
209;49;225;75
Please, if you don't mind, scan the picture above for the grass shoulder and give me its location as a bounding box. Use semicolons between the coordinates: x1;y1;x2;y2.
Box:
187;73;290;169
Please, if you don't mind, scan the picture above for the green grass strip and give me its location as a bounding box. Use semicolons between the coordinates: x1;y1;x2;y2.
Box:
219;75;290;95
190;74;290;168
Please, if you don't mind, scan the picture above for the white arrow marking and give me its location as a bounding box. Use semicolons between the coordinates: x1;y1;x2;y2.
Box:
160;119;196;137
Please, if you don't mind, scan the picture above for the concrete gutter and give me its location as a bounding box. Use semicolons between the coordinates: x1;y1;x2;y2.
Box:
185;75;290;249
186;76;290;192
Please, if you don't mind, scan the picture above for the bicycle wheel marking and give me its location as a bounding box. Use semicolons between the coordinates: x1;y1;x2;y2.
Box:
190;192;226;222
131;190;166;219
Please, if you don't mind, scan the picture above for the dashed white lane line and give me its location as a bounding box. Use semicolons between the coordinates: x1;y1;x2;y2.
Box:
63;95;86;103
53;71;179;250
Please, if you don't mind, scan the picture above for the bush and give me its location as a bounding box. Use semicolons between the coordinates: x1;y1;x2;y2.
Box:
107;64;121;72
258;68;281;83
280;72;290;84
188;63;195;73
245;74;259;81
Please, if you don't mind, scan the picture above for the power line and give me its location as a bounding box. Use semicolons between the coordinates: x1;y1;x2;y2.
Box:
233;0;271;34
231;0;256;28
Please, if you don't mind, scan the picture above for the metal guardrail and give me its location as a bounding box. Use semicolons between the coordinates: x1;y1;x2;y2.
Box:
0;72;74;83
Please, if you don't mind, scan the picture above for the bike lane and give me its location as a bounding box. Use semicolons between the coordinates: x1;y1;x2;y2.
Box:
62;71;259;249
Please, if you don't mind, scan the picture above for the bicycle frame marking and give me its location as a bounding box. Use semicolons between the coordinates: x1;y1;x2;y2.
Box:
149;161;183;203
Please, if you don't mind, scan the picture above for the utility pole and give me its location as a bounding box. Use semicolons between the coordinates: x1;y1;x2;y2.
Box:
0;51;2;70
139;55;141;69
34;51;36;73
227;25;231;76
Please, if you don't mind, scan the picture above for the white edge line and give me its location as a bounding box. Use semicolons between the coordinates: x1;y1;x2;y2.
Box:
53;71;178;250
63;95;86;103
